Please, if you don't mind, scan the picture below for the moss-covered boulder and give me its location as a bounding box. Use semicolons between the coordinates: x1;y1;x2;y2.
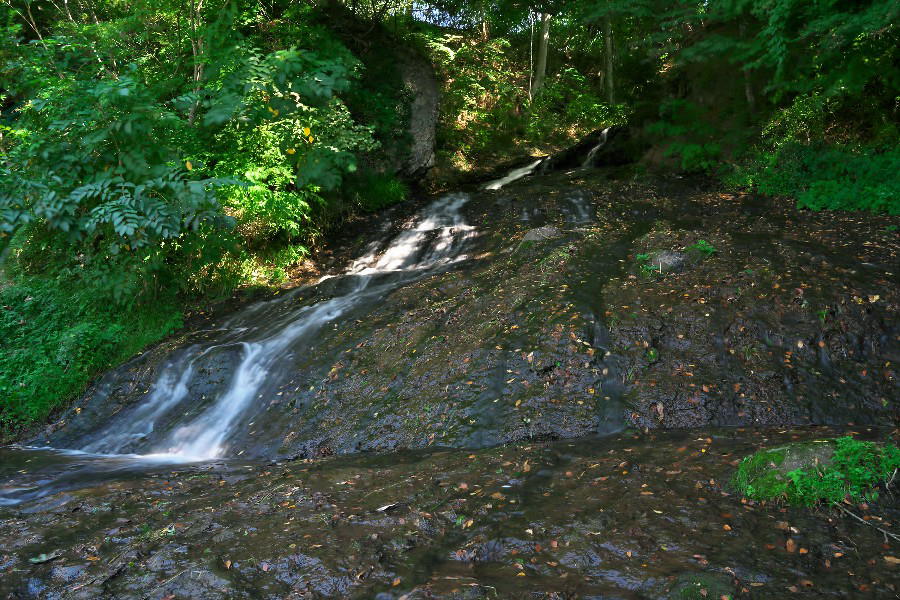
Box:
733;437;900;505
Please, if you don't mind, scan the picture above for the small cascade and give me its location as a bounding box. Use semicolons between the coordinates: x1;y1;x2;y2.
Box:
484;126;616;192
68;192;475;461
484;158;545;190
582;127;611;168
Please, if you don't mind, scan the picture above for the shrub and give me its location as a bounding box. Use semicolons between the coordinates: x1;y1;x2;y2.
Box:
343;170;409;212
724;92;900;214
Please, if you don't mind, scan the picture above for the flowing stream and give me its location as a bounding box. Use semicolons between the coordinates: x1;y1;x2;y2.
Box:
0;162;537;505
1;192;485;504
90;192;474;460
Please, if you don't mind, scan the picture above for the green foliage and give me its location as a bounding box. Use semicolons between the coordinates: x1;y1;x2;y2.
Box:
0;276;182;435
729;143;900;214
0;66;229;244
418;30;623;167
723;90;900;214
733;437;900;506
648;100;722;173
686;239;716;256
635;252;661;278
343;170;409;212
0;2;383;299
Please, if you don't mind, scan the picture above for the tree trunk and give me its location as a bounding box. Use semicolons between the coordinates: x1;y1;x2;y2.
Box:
532;12;551;95
604;11;615;105
739;21;756;114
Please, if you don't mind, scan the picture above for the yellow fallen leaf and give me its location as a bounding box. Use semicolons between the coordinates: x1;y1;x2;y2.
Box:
286;148;296;155
185;160;193;171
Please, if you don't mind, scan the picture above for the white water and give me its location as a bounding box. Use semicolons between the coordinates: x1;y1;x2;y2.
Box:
484;158;546;190
582;127;611;168
73;192;475;462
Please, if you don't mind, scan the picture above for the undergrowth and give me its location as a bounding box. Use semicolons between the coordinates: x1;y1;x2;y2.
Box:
733;437;900;506
726;144;900;214
0;277;182;438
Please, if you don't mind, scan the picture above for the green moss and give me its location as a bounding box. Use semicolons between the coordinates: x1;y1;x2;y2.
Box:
733;437;900;506
733;447;789;499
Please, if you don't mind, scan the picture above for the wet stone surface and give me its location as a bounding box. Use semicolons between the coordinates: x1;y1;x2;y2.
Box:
1;428;899;598
33;170;900;460
2;168;899;597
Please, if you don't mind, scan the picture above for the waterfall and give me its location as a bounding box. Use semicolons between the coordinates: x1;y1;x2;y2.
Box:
484;158;546;190
582;127;611;168
71;193;475;461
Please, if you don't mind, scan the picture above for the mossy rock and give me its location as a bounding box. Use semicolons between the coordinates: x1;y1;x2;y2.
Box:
733;437;900;506
733;440;835;500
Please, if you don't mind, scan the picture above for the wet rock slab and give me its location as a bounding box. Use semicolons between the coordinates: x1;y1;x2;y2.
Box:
26;171;900;470
1;427;898;598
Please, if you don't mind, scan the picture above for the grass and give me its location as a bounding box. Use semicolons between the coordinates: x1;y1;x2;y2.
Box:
0;276;182;438
733;437;900;506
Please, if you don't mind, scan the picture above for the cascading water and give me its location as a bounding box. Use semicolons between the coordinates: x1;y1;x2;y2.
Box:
47;192;475;463
582;127;611;168
483;158;546;190
2;137;612;506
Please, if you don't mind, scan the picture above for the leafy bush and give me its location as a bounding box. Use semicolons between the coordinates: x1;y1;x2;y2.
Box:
343;170;409;212
733;437;900;506
728;143;900;214
724;93;900;214
648;99;722;173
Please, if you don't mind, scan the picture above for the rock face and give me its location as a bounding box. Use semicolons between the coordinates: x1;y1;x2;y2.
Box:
35;169;900;460
521;225;561;242
397;51;439;177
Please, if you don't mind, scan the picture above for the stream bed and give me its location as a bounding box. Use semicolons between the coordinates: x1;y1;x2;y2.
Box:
1;427;899;598
2;163;899;598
